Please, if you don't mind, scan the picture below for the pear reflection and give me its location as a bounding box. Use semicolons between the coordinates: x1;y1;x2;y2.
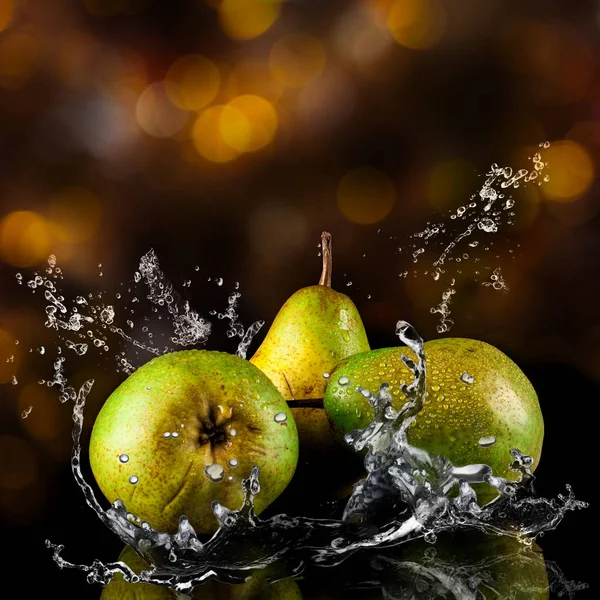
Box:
299;532;549;600
100;544;303;600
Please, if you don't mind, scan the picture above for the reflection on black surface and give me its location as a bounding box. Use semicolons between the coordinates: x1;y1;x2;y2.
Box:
99;531;590;599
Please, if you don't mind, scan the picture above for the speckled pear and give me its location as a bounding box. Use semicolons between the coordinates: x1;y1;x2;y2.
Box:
249;232;369;504
324;338;544;502
250;232;370;401
89;350;298;534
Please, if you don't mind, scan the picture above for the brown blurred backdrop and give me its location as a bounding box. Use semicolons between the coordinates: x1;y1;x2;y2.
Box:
0;1;598;593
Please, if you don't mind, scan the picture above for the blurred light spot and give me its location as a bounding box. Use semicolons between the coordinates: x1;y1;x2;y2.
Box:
542;140;595;202
192;105;240;163
297;69;355;133
249;202;308;263
225;59;283;102
84;0;129;15
387;0;446;50
0;328;17;384
334;3;394;66
19;384;67;441
337;167;396;225
0;211;51;267
136;82;189;138
427;159;477;210
166;54;220;111
48;187;101;244
57;34;98;89
363;0;397;29
546;182;600;227
221;95;278;152
0;32;39;89
219;0;281;41
0;0;13;32
0;435;38;491
269;33;326;88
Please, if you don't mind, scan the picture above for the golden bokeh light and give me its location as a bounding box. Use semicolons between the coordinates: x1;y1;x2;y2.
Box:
192;105;240;163
221;95;278;152
0;211;51;267
19;384;68;442
0;32;39;89
269;33;326;88
0;435;38;491
219;0;281;41
136;81;189;138
427;158;477;210
225;59;283;102
541;140;595;202
165;54;220;111
337;167;396;225
48;187;101;244
0;0;13;32
387;0;446;50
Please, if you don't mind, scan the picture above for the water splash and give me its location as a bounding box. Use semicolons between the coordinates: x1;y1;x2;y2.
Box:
43;321;587;597
399;148;550;332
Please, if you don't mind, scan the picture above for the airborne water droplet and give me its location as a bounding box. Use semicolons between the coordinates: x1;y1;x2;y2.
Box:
119;454;129;463
322;372;330;379
11;375;18;385
164;432;171;438
460;372;475;385
21;406;33;419
171;432;179;438
478;435;497;448
228;458;239;468
338;376;350;386
129;475;139;484
205;464;224;482
274;412;287;423
229;428;237;437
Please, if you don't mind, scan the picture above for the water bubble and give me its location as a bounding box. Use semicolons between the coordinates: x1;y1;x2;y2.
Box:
477;218;498;233
460;372;475;385
228;458;239;468
171;432;179;438
478;435;497;448
205;464;224;483
338;376;350;386
164;432;171;438
129;475;139;484
119;454;129;463
134;271;141;283
322;372;330;379
21;406;33;419
274;412;287;423
37;346;45;355
215;278;223;286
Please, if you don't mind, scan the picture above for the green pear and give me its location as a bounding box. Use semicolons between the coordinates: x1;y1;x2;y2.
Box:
249;232;369;503
250;232;370;401
90;350;298;534
100;544;303;599
324;338;544;502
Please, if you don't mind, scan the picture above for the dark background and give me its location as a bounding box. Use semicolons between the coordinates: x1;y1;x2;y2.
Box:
0;0;598;597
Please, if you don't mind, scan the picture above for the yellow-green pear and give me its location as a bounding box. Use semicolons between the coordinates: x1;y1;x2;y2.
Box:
250;232;369;503
324;339;544;503
90;350;298;534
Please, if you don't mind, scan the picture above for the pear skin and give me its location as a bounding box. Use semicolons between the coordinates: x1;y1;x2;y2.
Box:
324;339;544;503
250;233;369;401
90;350;299;534
249;233;369;504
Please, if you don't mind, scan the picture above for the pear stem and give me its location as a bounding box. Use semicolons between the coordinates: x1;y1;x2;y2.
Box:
319;231;332;287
